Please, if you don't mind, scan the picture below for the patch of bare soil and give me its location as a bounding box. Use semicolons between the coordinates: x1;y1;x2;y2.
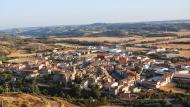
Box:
0;93;78;107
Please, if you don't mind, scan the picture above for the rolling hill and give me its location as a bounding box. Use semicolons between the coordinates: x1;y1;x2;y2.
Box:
0;20;190;37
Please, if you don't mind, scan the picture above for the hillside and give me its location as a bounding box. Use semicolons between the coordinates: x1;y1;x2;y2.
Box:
0;93;78;107
0;20;190;37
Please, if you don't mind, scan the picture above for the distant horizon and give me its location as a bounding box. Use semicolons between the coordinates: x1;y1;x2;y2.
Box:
1;18;189;30
1;0;190;30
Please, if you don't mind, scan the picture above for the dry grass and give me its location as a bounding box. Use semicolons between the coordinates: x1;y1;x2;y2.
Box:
8;57;35;63
167;38;190;42
148;44;190;58
54;43;85;48
51;36;175;44
50;36;139;42
7;51;35;58
159;82;187;94
81;54;97;58
179;50;190;58
150;44;190;49
0;93;78;107
130;37;173;44
174;31;190;36
6;50;36;63
50;36;190;58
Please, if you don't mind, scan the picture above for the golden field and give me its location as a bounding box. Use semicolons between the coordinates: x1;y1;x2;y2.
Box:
50;36;140;42
0;93;78;107
49;34;190;58
159;82;189;94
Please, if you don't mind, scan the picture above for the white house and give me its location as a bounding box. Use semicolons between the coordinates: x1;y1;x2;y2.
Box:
121;86;130;93
177;70;189;74
111;82;118;88
181;65;190;71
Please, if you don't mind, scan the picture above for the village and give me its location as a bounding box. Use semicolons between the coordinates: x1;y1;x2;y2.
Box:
0;44;190;102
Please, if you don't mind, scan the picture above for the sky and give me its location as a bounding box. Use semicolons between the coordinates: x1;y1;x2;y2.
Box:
0;0;190;29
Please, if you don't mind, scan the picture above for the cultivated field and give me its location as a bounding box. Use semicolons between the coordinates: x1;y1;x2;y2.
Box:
125;47;148;51
150;44;190;49
50;36;140;42
7;50;35;58
50;34;190;58
174;31;190;36
159;82;188;94
179;50;190;58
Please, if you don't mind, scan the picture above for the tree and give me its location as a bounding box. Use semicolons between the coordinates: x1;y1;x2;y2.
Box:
66;94;72;102
41;88;48;95
74;85;82;97
135;66;142;74
99;96;108;105
91;85;101;98
32;79;40;94
0;86;4;94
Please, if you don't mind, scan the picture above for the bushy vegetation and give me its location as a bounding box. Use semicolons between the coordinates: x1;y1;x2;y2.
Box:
0;56;9;62
0;70;189;107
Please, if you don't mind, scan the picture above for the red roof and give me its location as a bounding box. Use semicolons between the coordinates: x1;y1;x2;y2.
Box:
162;73;174;79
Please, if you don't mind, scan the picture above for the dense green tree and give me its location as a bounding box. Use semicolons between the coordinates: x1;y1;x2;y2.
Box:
134;66;142;74
99;96;108;105
91;85;101;98
0;86;5;94
73;84;82;97
31;79;40;94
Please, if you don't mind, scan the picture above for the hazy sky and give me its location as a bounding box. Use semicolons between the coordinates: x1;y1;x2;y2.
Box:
1;0;190;29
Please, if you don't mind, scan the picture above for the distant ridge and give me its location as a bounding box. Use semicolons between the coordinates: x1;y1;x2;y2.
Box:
0;19;190;37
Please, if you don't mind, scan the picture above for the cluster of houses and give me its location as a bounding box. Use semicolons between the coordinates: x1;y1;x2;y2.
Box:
0;46;190;99
147;48;180;59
